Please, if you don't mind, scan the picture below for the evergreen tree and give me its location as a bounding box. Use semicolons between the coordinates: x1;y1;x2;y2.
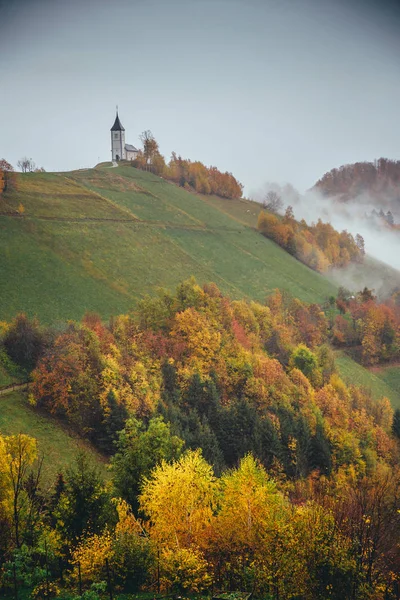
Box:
310;421;332;475
112;417;184;513
393;409;400;439
55;453;110;544
100;390;129;453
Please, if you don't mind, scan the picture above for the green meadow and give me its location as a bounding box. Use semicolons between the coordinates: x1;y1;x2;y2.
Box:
335;352;400;409
0;390;108;485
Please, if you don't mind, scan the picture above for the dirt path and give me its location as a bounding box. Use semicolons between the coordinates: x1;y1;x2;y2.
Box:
0;382;29;396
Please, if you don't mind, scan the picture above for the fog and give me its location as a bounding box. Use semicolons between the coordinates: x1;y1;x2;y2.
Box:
251;181;400;296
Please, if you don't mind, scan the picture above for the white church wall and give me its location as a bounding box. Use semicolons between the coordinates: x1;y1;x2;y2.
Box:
111;130;126;160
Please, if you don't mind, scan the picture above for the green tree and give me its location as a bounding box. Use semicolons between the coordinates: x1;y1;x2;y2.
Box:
290;344;321;386
393;409;400;439
55;453;110;544
112;417;184;513
3;313;46;372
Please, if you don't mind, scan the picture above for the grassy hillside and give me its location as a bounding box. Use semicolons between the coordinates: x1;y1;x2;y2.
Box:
0;389;108;485
335;352;400;409
369;365;400;410
0;166;337;324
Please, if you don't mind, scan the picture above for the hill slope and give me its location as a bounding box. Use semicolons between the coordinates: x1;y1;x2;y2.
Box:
0;166;337;323
0;389;107;485
335;352;400;409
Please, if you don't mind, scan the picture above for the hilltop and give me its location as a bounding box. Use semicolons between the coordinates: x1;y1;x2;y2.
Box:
314;157;400;208
0;164;337;324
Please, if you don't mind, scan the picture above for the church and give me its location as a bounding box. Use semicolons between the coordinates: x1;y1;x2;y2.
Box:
110;110;139;162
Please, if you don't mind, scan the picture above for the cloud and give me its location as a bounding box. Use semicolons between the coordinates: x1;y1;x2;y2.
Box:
251;181;400;297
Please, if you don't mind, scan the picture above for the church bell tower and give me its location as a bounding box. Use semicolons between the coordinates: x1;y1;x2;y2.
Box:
110;108;126;161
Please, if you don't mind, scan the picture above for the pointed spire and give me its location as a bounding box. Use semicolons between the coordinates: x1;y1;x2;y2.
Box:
110;107;125;131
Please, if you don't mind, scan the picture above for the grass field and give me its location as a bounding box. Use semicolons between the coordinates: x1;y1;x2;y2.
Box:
370;365;400;410
0;166;338;323
0;365;15;387
335;352;400;408
0;390;108;485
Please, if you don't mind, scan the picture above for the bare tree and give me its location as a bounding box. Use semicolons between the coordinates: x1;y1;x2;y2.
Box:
355;233;365;256
263;190;283;214
17;157;36;173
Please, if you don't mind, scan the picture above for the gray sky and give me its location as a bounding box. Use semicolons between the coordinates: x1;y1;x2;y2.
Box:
1;0;399;193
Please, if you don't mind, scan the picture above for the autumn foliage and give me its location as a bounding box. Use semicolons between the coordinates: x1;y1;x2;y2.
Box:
258;207;364;272
0;159;16;195
1;280;400;598
332;287;400;366
131;132;243;198
314;157;400;202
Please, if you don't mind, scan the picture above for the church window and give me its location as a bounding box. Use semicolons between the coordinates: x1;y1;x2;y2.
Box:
114;133;118;139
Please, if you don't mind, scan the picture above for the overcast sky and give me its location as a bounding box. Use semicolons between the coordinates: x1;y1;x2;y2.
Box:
1;0;399;193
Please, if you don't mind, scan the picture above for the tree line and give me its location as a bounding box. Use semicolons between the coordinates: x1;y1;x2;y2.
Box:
130;131;243;199
314;157;400;202
333;286;400;365
257;206;365;273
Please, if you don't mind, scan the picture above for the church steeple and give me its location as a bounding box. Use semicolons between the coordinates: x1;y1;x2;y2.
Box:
110;107;126;161
110;110;125;132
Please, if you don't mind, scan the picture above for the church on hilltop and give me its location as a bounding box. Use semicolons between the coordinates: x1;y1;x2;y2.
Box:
110;110;139;162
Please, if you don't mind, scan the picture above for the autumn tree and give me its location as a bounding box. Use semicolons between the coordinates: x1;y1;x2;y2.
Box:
139;130;159;165
0;159;16;194
3;434;39;548
212;454;290;591
139;449;217;549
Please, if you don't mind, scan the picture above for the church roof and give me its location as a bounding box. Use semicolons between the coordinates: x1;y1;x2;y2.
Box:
110;113;125;131
125;144;138;152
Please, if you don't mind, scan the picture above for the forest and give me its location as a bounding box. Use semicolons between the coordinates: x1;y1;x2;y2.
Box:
314;158;400;203
333;286;400;365
0;279;399;600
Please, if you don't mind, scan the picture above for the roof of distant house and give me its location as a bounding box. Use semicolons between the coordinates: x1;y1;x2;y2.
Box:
125;144;138;152
110;113;125;131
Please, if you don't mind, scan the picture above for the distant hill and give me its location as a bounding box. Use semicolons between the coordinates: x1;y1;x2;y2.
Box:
314;158;400;206
0;165;337;324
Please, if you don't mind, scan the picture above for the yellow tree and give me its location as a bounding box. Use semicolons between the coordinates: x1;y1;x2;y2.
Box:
0;436;12;534
139;449;217;550
170;308;221;378
3;434;38;547
212;454;291;593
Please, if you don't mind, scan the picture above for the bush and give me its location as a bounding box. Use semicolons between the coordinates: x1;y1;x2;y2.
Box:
31;581;60;599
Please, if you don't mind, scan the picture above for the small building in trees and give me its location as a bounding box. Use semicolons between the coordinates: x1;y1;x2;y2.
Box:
110;110;139;162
